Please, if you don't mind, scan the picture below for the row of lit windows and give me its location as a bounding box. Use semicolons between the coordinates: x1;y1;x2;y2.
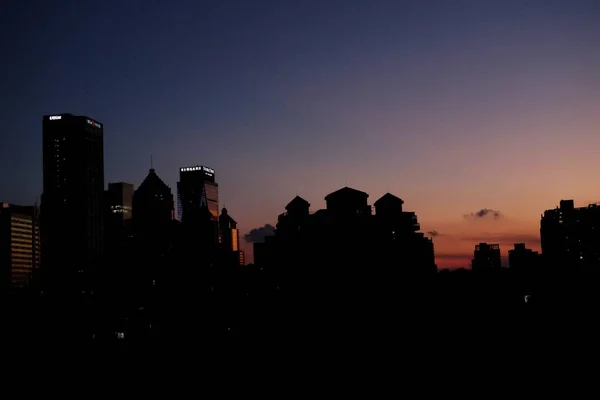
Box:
11;229;35;236
11;247;35;254
12;229;35;236
12;237;35;243
11;263;34;269
12;267;32;272
11;236;37;243
12;256;38;263
12;228;34;236
11;245;35;251
11;220;33;228
11;232;39;238
11;216;33;222
12;258;35;266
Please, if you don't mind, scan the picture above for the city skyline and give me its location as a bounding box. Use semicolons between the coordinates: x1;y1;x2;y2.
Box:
2;0;600;268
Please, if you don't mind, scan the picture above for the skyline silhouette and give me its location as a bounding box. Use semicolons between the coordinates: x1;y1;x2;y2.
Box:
2;0;600;268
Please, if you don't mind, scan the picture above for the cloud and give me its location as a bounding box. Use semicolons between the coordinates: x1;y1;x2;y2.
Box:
464;208;503;220
459;233;540;246
426;230;441;237
244;224;276;243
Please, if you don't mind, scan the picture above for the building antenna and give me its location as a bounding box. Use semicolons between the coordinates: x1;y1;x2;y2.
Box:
150;154;154;170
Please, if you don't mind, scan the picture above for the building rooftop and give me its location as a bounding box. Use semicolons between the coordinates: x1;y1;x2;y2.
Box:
285;195;310;211
324;186;368;201
374;193;404;207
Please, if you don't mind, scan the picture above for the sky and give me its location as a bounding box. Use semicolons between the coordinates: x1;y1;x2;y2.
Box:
1;0;599;268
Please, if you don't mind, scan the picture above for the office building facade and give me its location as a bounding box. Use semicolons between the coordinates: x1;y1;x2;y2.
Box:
177;166;219;249
41;113;104;291
0;203;41;290
177;165;219;223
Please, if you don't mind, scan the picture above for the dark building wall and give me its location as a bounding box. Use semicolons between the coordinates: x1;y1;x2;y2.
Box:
541;201;600;269
105;182;134;250
270;189;437;298
132;169;174;235
471;243;501;270
508;243;540;271
325;187;371;217
41;114;104;291
106;182;133;221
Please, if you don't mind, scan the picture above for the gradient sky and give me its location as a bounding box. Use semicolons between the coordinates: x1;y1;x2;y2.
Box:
2;0;599;268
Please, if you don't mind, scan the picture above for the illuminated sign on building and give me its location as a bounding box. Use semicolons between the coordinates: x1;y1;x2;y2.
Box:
86;119;102;129
49;115;61;120
180;166;215;174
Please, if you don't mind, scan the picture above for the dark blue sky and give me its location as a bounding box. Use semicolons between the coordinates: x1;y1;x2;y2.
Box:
2;0;599;265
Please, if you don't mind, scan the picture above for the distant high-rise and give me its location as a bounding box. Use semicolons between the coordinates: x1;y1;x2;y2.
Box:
106;183;133;221
177;166;219;249
541;200;600;269
219;208;239;252
472;243;501;270
105;182;134;251
219;207;245;266
177;166;219;223
0;203;40;290
41;113;104;291
132;169;174;233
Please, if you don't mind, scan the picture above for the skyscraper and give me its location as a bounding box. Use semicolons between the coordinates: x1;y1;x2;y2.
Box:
177;166;219;223
177;166;219;250
0;203;41;290
132;169;174;233
41;113;104;292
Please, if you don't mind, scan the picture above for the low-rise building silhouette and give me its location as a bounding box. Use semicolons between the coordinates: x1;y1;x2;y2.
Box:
508;243;540;272
471;243;501;270
255;187;436;297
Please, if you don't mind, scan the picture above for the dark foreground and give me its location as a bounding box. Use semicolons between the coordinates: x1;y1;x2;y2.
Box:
4;268;599;355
